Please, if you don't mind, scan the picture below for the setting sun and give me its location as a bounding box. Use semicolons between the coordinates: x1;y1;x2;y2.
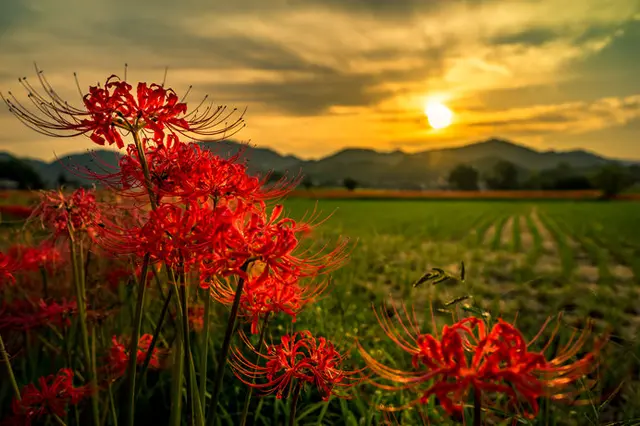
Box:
425;101;453;130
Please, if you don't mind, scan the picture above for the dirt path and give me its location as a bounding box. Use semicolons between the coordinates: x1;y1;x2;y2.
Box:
482;220;498;247
519;215;533;252
500;216;514;249
529;209;562;275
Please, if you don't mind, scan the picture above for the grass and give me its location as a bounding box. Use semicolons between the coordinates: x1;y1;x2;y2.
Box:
2;195;640;425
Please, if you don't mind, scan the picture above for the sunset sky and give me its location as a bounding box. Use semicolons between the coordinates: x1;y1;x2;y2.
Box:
1;0;639;161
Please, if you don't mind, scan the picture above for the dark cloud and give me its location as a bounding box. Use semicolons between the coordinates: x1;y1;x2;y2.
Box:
489;28;560;47
0;1;37;36
199;59;445;115
465;112;574;128
573;19;640;77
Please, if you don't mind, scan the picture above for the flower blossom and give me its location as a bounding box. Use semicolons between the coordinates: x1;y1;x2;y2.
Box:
1;65;244;149
230;330;362;400
105;334;166;380
358;302;607;421
8;368;90;425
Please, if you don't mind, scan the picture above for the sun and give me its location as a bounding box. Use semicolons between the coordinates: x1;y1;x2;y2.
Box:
424;101;453;130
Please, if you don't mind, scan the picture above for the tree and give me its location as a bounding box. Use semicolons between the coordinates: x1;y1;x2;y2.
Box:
343;177;358;191
301;176;314;190
592;164;634;199
484;160;519;190
448;164;479;190
0;158;44;190
266;171;284;184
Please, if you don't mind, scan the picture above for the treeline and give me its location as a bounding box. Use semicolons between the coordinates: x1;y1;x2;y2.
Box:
0;158;83;190
448;160;640;198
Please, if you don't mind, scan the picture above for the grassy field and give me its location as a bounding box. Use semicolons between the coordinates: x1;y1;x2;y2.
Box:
280;198;640;424
2;195;640;425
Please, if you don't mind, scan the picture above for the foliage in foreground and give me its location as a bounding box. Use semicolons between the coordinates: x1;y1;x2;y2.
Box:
0;67;616;425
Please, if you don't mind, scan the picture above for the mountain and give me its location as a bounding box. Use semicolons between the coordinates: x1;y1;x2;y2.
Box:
0;138;634;189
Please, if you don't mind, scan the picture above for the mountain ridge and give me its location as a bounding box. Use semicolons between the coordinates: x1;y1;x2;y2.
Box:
1;138;636;189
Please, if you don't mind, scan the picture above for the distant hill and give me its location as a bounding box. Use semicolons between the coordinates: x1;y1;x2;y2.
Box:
1;138;635;189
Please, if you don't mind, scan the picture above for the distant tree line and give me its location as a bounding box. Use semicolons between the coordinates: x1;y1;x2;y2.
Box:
0;158;84;190
448;160;639;199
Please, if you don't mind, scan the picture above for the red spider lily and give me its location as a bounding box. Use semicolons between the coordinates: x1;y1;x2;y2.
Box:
358;302;607;421
0;251;18;286
32;188;99;238
0;204;34;219
1;65;244;149
7;242;66;273
230;330;363;400
210;267;327;334
105;334;166;380
8;368;90;425
96;200;224;272
0;298;77;332
111;136;296;204
235;205;349;280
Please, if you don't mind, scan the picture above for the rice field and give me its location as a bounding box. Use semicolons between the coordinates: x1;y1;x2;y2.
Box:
282;198;640;424
2;195;640;425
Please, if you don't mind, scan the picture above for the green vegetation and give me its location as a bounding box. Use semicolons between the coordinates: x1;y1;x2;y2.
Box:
2;196;640;424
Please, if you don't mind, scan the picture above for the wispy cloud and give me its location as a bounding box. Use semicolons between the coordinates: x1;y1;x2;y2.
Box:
0;0;638;160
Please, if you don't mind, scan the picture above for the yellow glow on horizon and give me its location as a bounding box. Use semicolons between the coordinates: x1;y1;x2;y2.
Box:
424;101;453;130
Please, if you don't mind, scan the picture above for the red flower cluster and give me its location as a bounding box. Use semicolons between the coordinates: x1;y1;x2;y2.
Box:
231;330;362;400
8;368;90;425
0;251;18;287
105;334;166;380
2;65;244;148
212;270;326;334
33;188;99;238
359;303;607;420
7;242;65;273
0;298;77;332
81;77;189;148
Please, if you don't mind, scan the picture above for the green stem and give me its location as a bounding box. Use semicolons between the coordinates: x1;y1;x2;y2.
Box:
239;314;271;426
0;333;21;401
289;382;302;426
125;253;151;426
39;266;48;299
170;321;184;426
52;413;68;426
199;288;211;413
131;130;157;210
205;272;248;426
179;277;195;425
69;235;100;426
473;387;481;426
136;286;173;396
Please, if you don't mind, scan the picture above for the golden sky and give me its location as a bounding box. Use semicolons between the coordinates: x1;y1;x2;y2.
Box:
1;0;639;161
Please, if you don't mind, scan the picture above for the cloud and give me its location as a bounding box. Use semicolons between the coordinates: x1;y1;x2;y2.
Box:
0;0;638;160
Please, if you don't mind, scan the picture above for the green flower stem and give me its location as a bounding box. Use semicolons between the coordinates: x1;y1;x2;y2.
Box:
39;266;48;299
69;234;100;426
206;269;249;426
179;277;195;425
135;286;174;397
169;333;184;426
52;413;68;426
0;332;21;401
199;288;211;413
289;382;302;426
239;313;271;426
473;388;482;426
125;253;151;426
131;129;157;210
